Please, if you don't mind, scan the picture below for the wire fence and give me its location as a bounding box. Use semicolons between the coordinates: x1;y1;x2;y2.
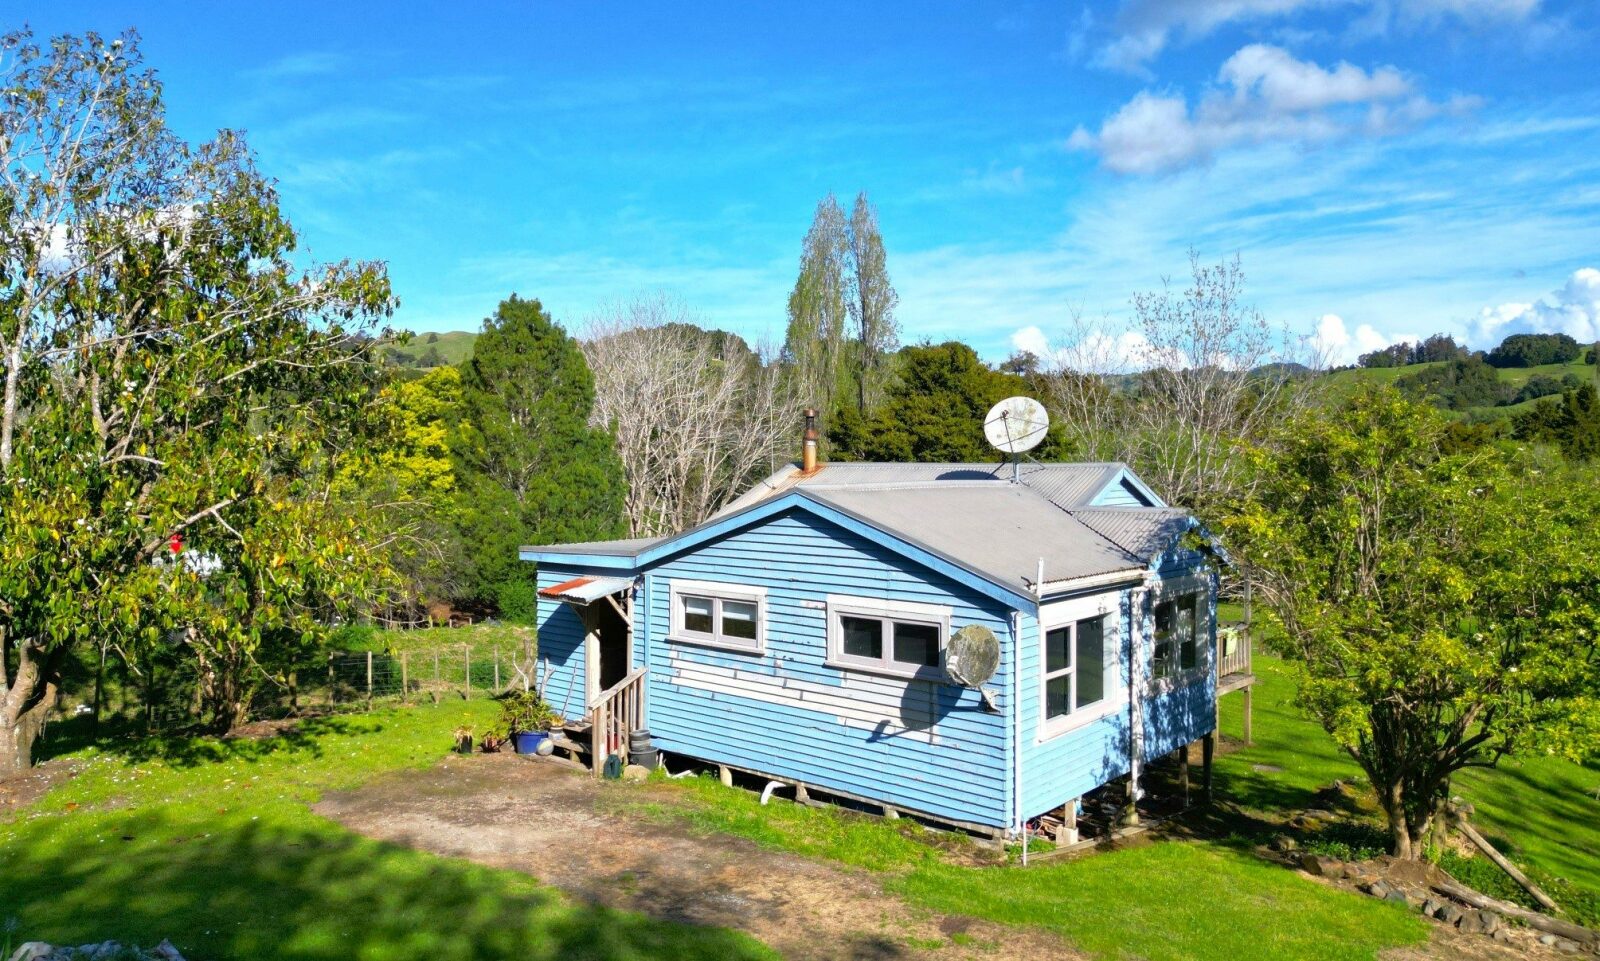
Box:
324;645;538;710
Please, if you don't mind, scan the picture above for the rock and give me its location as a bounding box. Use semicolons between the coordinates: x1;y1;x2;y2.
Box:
1421;897;1442;917
1541;934;1560;946
1555;939;1580;954
1435;903;1464;926
1300;853;1342;877
152;940;187;961
1384;888;1411;905
1457;911;1484;934
8;943;55;961
1342;863;1366;880
1492;927;1515;944
1474;910;1500;935
1365;880;1391;899
1270;834;1298;853
1301;808;1338;821
621;764;650;782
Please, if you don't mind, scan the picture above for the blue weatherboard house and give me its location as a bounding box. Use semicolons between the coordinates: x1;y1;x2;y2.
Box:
523;430;1242;841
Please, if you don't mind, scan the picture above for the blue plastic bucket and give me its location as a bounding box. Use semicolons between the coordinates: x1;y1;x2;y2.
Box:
512;731;550;755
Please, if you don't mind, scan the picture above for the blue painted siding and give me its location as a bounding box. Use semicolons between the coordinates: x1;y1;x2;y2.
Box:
534;566;593;719
1019;589;1135;818
644;508;1016;829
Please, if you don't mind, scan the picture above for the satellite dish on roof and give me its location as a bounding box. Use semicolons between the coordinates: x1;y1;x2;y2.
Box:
984;396;1049;455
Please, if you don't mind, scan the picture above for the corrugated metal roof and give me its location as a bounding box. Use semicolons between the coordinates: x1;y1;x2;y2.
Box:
715;461;1145;518
803;485;1146;589
525;536;663;558
537;574;635;603
1071;508;1193;561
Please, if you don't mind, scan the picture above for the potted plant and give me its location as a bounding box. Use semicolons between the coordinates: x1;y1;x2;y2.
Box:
494;689;562;755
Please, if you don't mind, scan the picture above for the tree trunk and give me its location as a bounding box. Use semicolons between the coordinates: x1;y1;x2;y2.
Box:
1384;781;1417;860
0;642;63;779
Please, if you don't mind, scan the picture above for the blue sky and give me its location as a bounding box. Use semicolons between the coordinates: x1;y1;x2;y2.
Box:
23;1;1600;364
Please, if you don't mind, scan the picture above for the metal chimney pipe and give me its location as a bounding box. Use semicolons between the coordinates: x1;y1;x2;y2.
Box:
802;408;818;473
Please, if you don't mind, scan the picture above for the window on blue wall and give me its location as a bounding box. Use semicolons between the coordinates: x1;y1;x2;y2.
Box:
1043;615;1108;732
826;596;950;680
1153;594;1199;679
668;580;767;653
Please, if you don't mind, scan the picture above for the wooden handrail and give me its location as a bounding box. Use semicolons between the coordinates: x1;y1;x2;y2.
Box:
586;665;648;712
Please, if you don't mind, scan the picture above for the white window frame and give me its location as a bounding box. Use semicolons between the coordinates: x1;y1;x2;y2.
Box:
1039;594;1120;741
1147;573;1211;694
667;578;767;654
824;595;951;681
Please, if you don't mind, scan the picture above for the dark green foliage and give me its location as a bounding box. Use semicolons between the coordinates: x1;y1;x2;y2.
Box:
495;580;538;625
1588;344;1599;364
1394;356;1510;410
828;342;1065;462
1514;384;1600;461
1512;372;1587;405
1487;332;1582;368
452;295;627;610
1357;334;1466;369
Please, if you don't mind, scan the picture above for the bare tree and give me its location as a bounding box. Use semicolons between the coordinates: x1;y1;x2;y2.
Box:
783;195;849;426
582;295;795;537
845;192;900;415
1042;253;1320;514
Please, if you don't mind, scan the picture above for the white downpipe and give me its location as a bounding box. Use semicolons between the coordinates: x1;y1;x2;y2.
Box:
760;780;788;805
1011;606;1027;866
1127;577;1154;819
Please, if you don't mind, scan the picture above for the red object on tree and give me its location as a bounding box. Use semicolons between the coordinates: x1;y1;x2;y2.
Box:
169;532;182;554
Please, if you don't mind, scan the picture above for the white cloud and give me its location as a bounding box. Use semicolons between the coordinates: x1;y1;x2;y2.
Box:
1068;45;1469;174
1472;268;1600;345
1090;0;1541;72
1009;325;1053;359
1312;313;1421;365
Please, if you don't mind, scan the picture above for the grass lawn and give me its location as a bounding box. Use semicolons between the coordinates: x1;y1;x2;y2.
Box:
0;702;775;961
1211;624;1600;917
620;773;1427;961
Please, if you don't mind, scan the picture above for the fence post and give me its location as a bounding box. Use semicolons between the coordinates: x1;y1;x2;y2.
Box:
463;646;470;700
401;652;409;703
328;652;336;708
366;650;374;710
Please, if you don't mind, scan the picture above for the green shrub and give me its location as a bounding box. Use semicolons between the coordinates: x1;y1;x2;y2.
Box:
327;623;380;651
496;580;538;624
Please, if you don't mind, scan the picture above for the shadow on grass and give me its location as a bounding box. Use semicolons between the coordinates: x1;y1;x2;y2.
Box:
36;713;376;770
0;806;775;961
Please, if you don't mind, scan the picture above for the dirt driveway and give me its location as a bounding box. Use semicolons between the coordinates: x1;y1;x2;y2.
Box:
315;752;1073;961
315;753;1553;961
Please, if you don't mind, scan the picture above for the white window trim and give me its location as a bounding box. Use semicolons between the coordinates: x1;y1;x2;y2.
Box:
824;595;951;681
1038;596;1120;741
667;578;768;655
1146;573;1212;695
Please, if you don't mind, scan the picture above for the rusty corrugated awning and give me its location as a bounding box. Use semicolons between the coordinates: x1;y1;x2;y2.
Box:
537;575;634;605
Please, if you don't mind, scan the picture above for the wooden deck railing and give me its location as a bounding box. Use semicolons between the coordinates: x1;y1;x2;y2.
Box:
1217;626;1251;680
586;666;647;775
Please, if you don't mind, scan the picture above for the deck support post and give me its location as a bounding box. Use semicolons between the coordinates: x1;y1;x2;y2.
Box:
1059;800;1079;845
1179;744;1191;807
1123;776;1140;826
719;764;732;787
1242;687;1254;746
795;783;809;804
883;805;899;820
1202;733;1215;804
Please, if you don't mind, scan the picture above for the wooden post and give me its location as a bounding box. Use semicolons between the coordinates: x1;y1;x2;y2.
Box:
463;646;470;699
1179;743;1191;806
719;764;732;787
1242;686;1254;746
400;653;408;703
366;650;373;710
1202;733;1215;804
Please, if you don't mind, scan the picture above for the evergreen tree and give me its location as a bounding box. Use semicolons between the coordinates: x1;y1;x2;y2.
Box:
452;296;627;612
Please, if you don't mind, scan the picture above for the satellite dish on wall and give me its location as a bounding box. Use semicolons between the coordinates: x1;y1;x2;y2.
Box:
947;625;1000;688
984;396;1049;455
947;624;1003;713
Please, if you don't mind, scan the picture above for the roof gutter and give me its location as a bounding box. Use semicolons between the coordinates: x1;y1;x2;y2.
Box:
1035;567;1147;600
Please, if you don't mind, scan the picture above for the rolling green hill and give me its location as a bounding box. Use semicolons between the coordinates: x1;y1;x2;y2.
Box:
1321;356;1598;419
381;330;479;368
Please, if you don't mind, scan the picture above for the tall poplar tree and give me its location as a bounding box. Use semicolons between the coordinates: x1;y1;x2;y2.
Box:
846;192;900;415
782;195;849;430
452;296;627;613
